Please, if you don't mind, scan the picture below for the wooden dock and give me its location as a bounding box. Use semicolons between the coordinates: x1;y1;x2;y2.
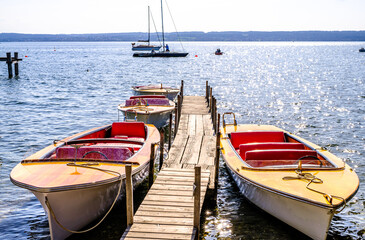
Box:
122;90;218;240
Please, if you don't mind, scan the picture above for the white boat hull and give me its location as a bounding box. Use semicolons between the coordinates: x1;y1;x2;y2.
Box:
226;164;334;240
123;110;172;129
33;164;149;240
132;89;179;101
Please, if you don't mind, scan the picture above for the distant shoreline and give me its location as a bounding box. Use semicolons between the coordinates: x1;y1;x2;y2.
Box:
1;31;365;42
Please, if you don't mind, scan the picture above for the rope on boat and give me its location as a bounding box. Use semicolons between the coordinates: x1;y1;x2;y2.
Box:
283;169;346;213
45;163;125;234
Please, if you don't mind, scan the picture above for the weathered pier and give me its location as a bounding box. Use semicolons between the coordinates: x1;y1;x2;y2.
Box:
0;52;22;78
122;82;219;240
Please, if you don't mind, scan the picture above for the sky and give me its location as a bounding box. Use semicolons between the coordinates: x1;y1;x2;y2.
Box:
0;0;364;34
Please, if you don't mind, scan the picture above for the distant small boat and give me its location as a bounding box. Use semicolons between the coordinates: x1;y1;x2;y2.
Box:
359;48;365;52
118;95;175;128
132;84;180;100
215;48;223;55
10;122;160;240
220;112;359;240
131;6;161;51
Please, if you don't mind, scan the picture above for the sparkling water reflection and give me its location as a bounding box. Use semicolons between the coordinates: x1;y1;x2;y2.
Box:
0;42;363;239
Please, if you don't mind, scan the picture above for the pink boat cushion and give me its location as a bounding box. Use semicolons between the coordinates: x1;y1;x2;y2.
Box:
230;131;285;149
245;149;319;167
130;95;166;99
239;142;305;160
110;122;146;139
56;145;134;161
144;98;170;106
125;98;169;106
95;143;142;152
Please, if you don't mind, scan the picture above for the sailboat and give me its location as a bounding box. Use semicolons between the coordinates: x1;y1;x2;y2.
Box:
131;6;161;51
133;0;188;57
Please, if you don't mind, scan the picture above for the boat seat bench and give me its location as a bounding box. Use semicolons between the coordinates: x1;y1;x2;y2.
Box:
56;146;134;161
239;142;305;160
111;122;146;139
230;131;285;149
244;149;320;167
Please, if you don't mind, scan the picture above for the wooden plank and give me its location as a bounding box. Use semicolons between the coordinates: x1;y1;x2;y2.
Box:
141;200;194;207
126;223;193;233
188;115;196;135
135;210;193;218
125;232;191;240
196;115;204;136
148;189;206;197
180;135;203;165
163;135;188;168
199;136;216;166
137;205;193;213
203;114;214;135
134;216;193;225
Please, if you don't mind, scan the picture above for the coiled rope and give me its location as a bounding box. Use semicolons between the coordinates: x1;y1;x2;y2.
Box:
45;162;125;234
283;169;346;213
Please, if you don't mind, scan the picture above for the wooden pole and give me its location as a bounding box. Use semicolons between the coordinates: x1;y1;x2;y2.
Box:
209;87;213;112
6;52;13;79
159;129;164;171
174;106;178;138
193;166;201;238
149;143;155;188
125;164;134;226
14;52;19;76
177;95;181;129
181;80;184;100
215;113;221;190
168;113;172;150
206;81;209;102
212;97;216;133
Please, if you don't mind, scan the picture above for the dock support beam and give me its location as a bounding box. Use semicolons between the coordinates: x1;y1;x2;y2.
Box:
168;113;172;150
159;129;164;171
6;52;13;79
149;143;156;188
125;164;134;226
193;166;201;239
215;114;221;190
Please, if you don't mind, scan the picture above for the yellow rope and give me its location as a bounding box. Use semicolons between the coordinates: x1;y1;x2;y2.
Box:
283;169;346;213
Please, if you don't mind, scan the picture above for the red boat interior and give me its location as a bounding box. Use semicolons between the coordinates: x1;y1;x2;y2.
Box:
229;131;334;168
48;122;147;162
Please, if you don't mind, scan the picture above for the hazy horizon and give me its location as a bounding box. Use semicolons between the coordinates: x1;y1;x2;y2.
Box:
1;0;365;35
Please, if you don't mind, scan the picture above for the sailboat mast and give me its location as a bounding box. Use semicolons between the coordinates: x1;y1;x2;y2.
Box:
161;0;165;51
148;6;150;44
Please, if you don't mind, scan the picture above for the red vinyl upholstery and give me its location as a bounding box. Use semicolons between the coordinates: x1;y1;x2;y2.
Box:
239;142;305;160
110;122;146;139
230;131;285;149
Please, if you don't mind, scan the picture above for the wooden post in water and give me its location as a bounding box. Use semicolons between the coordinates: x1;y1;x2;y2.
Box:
14;52;19;76
181;80;184;100
193;166;201;239
168;113;172;150
177;95;182;129
174;106;178;138
6;52;13;79
149;143;155;188
206;81;209;102
215;114;221;190
209;87;213;112
125;164;134;226
159;129;164;171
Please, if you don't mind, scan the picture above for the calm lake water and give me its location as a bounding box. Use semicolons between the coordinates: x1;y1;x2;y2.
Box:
0;41;364;239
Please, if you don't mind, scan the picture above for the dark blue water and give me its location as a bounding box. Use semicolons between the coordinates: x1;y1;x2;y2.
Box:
0;42;364;239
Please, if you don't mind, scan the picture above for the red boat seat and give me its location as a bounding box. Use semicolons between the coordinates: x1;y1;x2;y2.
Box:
245;149;319;167
239;142;305;160
110;122;146;139
56;146;134;161
230;131;285;149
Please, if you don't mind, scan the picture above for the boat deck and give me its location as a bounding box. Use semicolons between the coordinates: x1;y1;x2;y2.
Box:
121;95;217;240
